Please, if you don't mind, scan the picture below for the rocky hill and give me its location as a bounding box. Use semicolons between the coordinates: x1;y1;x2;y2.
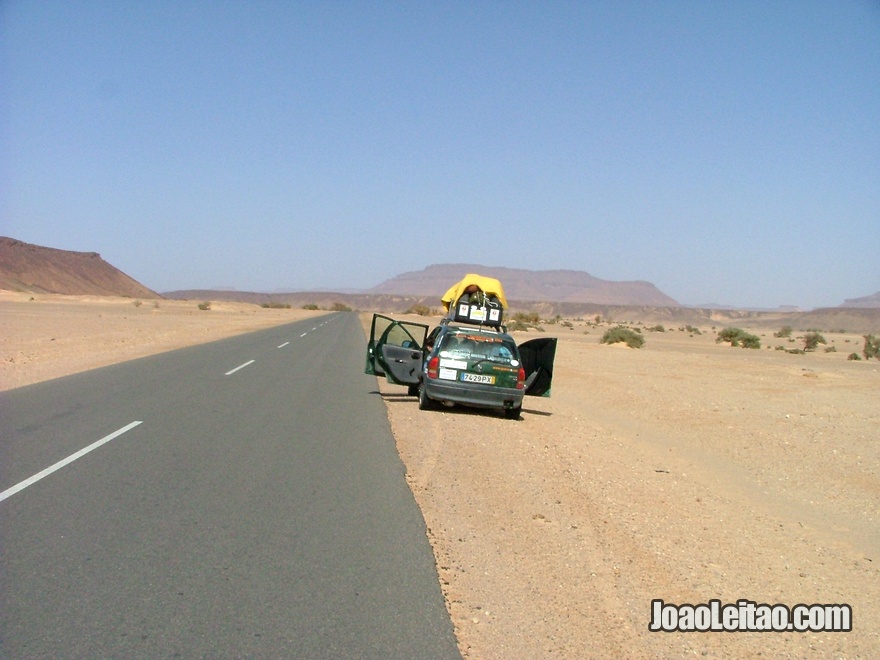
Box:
840;291;880;308
369;264;680;306
0;237;160;298
7;236;876;332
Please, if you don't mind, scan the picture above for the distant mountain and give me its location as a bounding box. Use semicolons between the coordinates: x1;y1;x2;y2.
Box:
369;264;680;307
840;291;880;309
694;303;803;312
163;288;880;333
0;237;160;298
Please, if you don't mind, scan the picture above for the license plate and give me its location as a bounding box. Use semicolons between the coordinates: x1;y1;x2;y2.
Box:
461;373;495;384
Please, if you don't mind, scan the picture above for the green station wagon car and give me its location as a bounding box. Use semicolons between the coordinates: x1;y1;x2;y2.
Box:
365;314;556;419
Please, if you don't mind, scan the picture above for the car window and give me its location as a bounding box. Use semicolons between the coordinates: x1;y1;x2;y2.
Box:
440;331;518;364
382;323;421;349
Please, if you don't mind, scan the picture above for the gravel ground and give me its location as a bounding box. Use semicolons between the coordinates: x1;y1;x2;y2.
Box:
367;314;878;658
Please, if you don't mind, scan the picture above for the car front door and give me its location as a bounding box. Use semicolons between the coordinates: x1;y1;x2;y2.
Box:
365;314;429;386
517;337;557;396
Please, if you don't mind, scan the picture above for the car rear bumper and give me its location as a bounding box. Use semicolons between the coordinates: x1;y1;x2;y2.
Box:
422;378;523;410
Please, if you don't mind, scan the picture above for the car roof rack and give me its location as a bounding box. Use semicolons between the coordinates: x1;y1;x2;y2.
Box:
440;317;507;333
443;291;506;330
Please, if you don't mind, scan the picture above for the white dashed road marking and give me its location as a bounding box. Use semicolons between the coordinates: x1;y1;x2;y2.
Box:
225;360;255;376
0;421;143;503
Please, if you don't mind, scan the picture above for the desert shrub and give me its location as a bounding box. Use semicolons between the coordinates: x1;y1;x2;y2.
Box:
198;301;211;311
302;303;319;310
513;311;540;325
133;300;143;307
685;325;702;335
405;304;433;316
561;320;573;328
716;327;741;344
261;302;291;309
848;352;862;361
824;346;836;353
803;332;827;351
648;325;666;332
774;326;793;338
864;334;880;360
508;311;542;332
716;327;761;349
330;302;352;312
601;326;645;349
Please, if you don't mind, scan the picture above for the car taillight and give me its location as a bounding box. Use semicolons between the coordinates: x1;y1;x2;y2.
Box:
516;366;525;389
427;356;440;379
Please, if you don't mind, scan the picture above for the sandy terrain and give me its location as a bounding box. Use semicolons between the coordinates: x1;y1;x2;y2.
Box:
3;292;877;657
0;292;328;391
367;315;878;658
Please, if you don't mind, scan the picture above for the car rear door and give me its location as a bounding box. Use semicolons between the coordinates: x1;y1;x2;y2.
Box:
365;314;429;385
517;337;557;396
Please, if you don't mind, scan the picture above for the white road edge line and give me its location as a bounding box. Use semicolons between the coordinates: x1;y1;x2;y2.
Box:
225;359;255;376
277;342;290;348
300;332;308;337
0;421;143;503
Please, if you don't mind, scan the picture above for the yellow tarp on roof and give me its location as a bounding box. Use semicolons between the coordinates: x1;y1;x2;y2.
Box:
441;274;508;311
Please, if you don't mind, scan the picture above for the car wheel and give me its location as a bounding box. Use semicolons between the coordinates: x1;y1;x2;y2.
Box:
418;385;434;411
504;406;521;420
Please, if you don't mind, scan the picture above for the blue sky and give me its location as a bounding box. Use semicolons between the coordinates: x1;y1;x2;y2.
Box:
2;1;878;308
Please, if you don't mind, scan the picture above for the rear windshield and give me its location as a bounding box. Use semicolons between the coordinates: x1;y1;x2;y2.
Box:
439;330;518;364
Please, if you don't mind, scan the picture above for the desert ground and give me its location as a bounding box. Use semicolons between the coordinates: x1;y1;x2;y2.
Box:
0;292;329;391
2;291;878;658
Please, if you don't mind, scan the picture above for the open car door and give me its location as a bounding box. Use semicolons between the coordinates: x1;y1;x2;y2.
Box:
365;314;429;386
518;337;557;397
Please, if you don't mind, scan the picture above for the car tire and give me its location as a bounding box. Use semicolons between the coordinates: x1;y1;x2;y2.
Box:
504;406;522;420
418;385;434;411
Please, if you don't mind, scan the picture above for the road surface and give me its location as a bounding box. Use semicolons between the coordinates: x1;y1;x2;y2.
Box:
0;313;459;658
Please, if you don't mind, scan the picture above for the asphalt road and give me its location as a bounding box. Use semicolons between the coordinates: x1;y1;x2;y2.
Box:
0;313;459;658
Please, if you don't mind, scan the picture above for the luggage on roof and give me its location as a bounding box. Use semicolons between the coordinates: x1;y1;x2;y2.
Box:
441;274;507;328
